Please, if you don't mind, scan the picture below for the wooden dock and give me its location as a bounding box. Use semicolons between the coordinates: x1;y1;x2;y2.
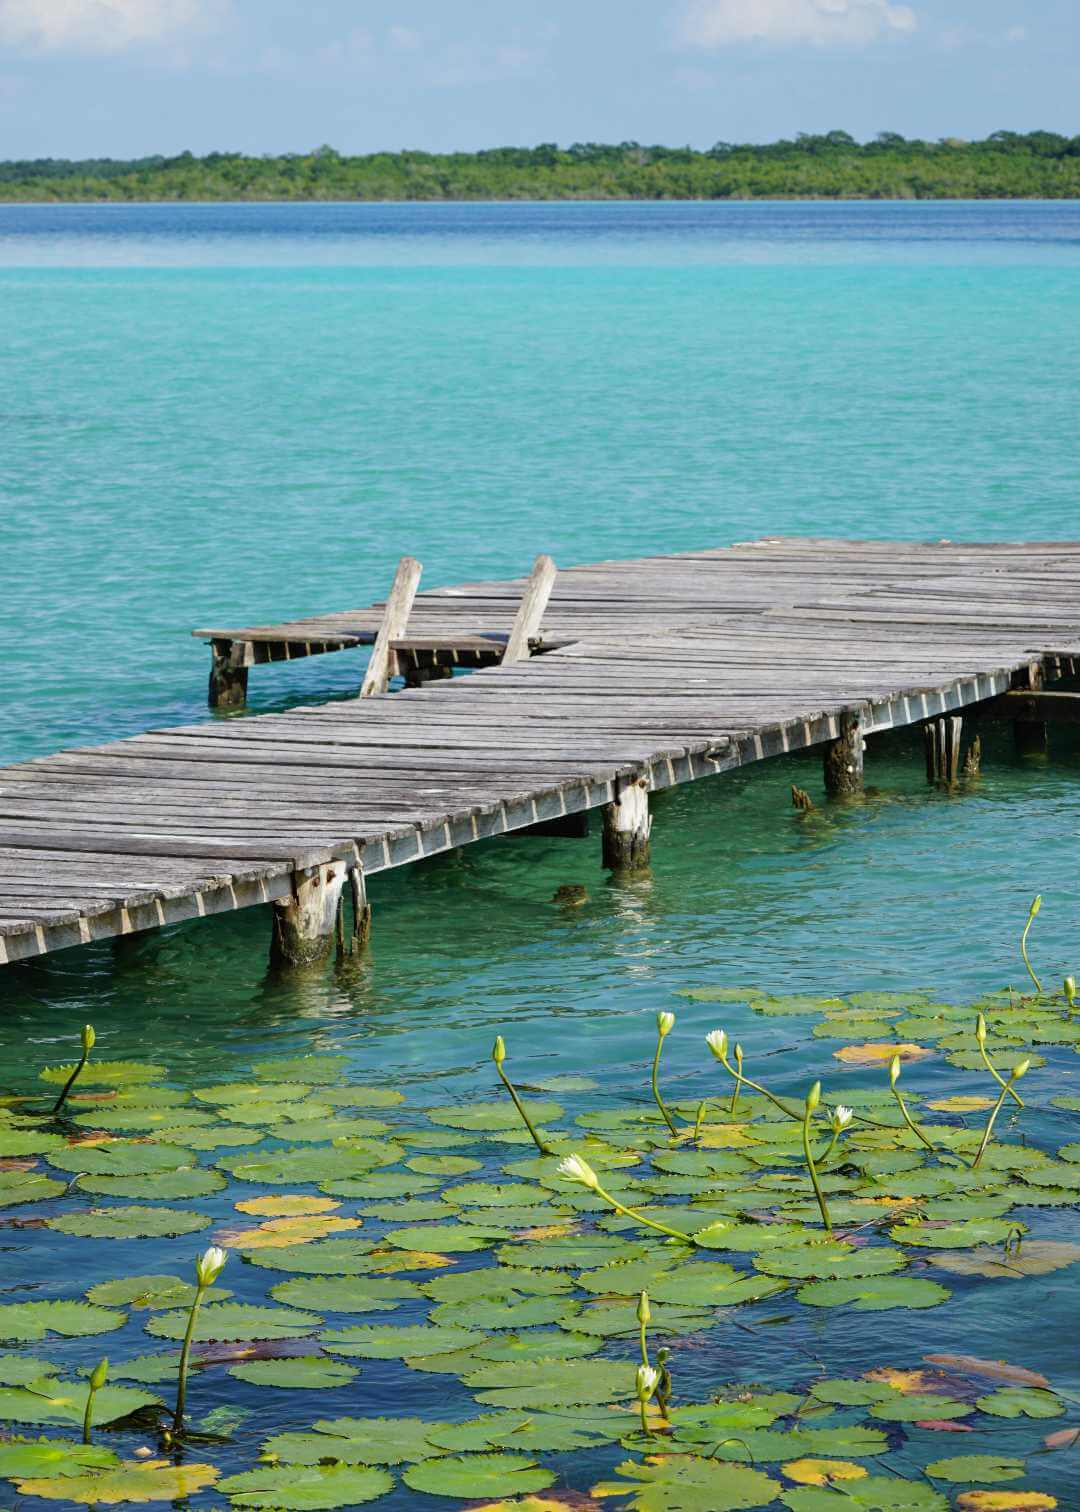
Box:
3;537;1080;967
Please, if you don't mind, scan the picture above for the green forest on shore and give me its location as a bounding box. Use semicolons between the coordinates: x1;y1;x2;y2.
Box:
1;132;1078;202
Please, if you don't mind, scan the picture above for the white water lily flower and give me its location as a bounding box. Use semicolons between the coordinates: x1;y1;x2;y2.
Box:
636;1364;661;1401
195;1246;228;1288
656;1011;676;1038
832;1105;854;1132
556;1154;600;1191
705;1028;728;1061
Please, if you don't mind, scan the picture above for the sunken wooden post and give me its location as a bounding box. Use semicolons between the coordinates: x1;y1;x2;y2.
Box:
208;639;250;710
823;713;864;797
1013;662;1048;758
502;554;557;664
270;862;347;969
350;866;372;952
602;776;652;874
359;556;422;698
924;715;964;784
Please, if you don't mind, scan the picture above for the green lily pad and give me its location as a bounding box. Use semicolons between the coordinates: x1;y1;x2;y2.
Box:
0;1357;63;1386
0;1380;159;1427
574;1259;683;1296
0;1129;66;1157
110;1353;183;1384
319;1172;440;1200
402;1452;554;1499
39;1061;164;1087
780;1477;948;1510
216;1144;395;1185
357;1199;453;1222
428;1410;619;1452
217;1464;392;1508
195;1082;311;1105
382;1224;508;1252
421;1268;573;1303
227;1356;358;1390
756;1244;906;1279
242;1239;378;1273
426;1100;562;1132
868;1394;972;1421
975;1387;1064;1418
72;1106;215;1132
647;1269;786;1309
430;1295;571;1330
464;1357;633;1408
568;1300;713;1337
591;1454;781;1510
75;1168;226;1200
267;1414;444;1465
809;1379;892;1406
496;1235;654;1270
46;1205;212;1239
690;1220;809;1252
44;1141;195;1176
925;1455;1026;1483
269;1276;422;1312
472;1330;601;1361
0;1438;120;1479
0;1173;65;1206
86;1275;231;1309
890;1219;1023;1249
147;1303;322;1342
0;1300;126;1341
797;1277;951;1310
322;1323;479;1358
407;1154;482;1176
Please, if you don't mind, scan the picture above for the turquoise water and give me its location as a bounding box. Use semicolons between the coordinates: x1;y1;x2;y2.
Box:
1;203;1080;1508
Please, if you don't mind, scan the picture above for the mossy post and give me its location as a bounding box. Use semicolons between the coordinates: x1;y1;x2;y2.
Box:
208;638;249;710
823;712;864;798
602;776;652;875
270;862;347;969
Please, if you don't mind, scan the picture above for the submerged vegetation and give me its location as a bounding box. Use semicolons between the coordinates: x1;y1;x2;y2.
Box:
2;133;1080;203
1;906;1078;1505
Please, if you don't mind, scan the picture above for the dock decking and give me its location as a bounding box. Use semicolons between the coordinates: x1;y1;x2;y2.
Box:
4;538;1080;966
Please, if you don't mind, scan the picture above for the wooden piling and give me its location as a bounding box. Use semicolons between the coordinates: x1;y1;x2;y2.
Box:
1012;662;1048;757
924;715;964;784
270;862;346;969
208;639;249;710
360;557;423;698
823;713;864;797
502;555;557;664
602;777;651;874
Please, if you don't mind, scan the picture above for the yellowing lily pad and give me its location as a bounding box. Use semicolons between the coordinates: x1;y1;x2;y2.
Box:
954;1496;1057;1512
236;1194;340;1217
218;1215;363;1250
833;1044;932;1066
16;1459;219;1503
783;1460;869;1487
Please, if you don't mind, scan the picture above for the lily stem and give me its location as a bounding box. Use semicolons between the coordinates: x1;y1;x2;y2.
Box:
172;1283;208;1434
651;1036;679;1137
593;1180;692;1244
980;1040;1024;1109
802;1107;832;1233
972;1076;1019;1170
891;1087;937;1152
1021;910;1043;994
51;1051;89;1117
496;1062;553;1155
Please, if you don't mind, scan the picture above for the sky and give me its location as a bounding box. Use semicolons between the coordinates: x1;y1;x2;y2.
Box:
0;0;1075;159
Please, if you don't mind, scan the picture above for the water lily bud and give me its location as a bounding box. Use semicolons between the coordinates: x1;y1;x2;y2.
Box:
975;1014;987;1047
734;1044;744;1068
82;1025;96;1056
1065;977;1077;1008
556;1154;600;1191
656;1011;675;1040
832;1105;853;1132
195;1245;227;1288
705;1029;728;1061
89;1359;108;1391
636;1363;660;1403
1029;894;1042;918
492;1036;506;1068
889;1054;901;1088
805;1081;821;1113
637;1290;651;1325
1012;1058;1031;1081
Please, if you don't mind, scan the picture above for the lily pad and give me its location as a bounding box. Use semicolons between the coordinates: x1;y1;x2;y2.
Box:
402;1453;555;1500
780;1477;948;1510
497;1235;653;1270
44;1141;195;1176
426;1101;562;1132
39;1061;164;1087
0;1300;126;1341
422;1267;573;1303
16;1459;219;1503
927;1242;1080;1279
0;1380;159;1427
227;1356;358;1389
86;1275;231;1309
217;1464;392;1508
592;1454;781;1510
868;1394;973;1422
0;1173;66;1206
0;1438;121;1478
251;1056;351;1083
383;1224;508;1252
465;1357;633;1408
797;1277;951;1310
46;1206;212;1239
269;1275;422;1312
473;1330;601;1361
216;1144;395;1186
322;1323;480;1358
76;1168;226;1200
756;1243;906;1279
242;1239;377;1273
976;1389;1064;1419
147;1303;322;1342
926;1456;1026;1483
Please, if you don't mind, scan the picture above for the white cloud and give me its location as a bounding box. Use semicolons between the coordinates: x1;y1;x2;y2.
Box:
1003;24;1026;44
678;0;917;48
0;0;225;55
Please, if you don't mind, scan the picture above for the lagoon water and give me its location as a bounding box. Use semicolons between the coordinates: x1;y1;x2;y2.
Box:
2;202;1080;1507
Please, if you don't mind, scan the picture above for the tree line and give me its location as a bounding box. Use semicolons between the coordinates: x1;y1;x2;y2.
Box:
1;132;1078;201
